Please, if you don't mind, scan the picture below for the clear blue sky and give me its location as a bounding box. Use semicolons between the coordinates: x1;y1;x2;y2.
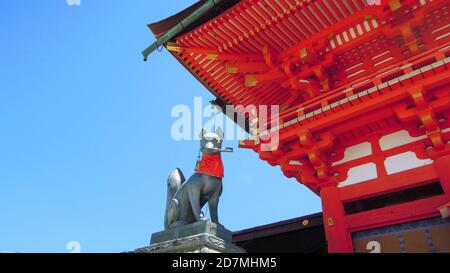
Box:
0;0;321;253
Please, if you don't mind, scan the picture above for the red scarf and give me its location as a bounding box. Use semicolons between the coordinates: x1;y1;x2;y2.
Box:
196;154;224;178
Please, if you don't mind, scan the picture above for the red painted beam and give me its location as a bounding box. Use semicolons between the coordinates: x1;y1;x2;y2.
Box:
338;164;439;203
345;195;447;232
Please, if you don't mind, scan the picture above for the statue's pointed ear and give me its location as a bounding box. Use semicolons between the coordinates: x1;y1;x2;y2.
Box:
215;127;224;140
199;129;207;139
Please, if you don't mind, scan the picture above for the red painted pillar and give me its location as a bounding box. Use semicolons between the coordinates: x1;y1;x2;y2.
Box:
434;154;450;200
320;185;353;253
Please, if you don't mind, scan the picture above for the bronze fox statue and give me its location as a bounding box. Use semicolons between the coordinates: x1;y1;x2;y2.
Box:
164;127;232;230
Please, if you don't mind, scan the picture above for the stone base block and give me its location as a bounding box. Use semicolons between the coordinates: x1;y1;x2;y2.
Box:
135;221;245;253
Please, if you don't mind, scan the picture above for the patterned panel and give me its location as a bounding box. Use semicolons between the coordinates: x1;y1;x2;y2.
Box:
430;225;450;253
352;217;450;253
377;234;402;253
403;230;431;253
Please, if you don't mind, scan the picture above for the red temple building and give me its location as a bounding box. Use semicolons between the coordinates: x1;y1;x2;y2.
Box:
146;0;450;252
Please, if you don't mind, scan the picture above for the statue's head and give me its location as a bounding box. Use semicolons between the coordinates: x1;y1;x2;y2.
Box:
199;127;224;155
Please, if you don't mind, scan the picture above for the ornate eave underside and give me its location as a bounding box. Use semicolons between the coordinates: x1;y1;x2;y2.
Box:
148;0;450;193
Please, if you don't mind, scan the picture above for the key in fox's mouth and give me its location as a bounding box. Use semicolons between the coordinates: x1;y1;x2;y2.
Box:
206;147;233;153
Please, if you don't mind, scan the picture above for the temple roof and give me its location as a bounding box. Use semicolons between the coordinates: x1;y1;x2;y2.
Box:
147;0;242;113
148;0;241;39
146;0;450;191
147;0;448;120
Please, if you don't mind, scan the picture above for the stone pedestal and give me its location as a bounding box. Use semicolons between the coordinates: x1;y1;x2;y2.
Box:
135;221;245;253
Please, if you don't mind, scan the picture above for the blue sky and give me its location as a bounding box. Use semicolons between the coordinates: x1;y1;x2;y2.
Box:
0;0;321;253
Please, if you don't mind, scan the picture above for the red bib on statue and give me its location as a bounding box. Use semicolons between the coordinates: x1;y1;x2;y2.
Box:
196;154;224;178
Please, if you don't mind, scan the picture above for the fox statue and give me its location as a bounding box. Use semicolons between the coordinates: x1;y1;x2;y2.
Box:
164;127;233;230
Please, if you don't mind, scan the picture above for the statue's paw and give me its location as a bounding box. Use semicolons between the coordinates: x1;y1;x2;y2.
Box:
199;212;209;222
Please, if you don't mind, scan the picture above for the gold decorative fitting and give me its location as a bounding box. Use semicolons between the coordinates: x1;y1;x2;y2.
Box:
300;48;308;60
245;75;258;87
226;64;238;74
389;0;402;11
166;45;181;52
327;217;334;226
206;53;218;60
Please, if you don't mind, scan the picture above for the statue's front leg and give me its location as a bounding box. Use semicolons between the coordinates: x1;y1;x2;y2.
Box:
187;185;202;222
208;186;222;225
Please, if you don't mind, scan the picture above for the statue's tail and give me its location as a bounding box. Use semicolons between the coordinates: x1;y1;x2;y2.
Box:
164;168;185;229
